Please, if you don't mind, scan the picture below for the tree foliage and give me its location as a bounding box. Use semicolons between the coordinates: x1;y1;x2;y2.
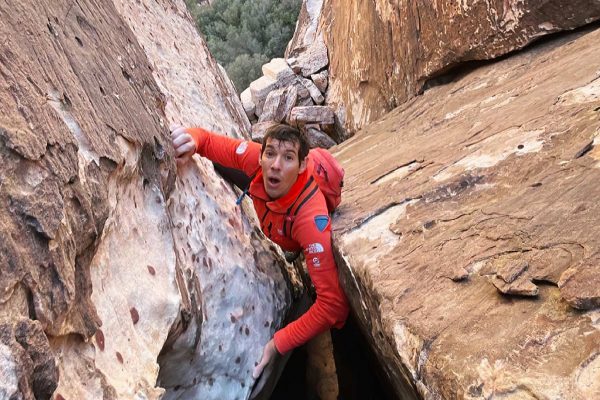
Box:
185;0;302;93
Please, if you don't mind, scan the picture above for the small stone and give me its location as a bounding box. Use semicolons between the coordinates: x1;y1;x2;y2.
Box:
251;121;277;143
262;58;295;83
450;266;469;282
258;85;298;123
311;70;329;93
298;77;324;104
491;274;539;297
250;75;277;116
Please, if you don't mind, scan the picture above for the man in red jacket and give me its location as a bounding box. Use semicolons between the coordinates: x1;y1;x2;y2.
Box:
171;124;349;379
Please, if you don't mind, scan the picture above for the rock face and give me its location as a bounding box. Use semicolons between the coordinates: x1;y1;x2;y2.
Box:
0;1;297;399
285;0;324;59
332;27;600;399
0;319;58;399
320;0;600;134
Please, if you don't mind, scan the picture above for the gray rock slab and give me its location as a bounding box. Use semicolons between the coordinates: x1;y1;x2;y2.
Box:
289;106;335;125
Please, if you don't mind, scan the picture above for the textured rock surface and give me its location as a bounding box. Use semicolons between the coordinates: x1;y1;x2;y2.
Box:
320;0;600;134
262;58;295;84
311;70;328;93
250;76;278;116
305;331;338;400
258;86;298;123
333;27;600;399
289;106;335;125
298;77;324;105
306;128;336;149
115;0;251;137
0;1;296;399
288;35;328;78
285;0;324;59
0;319;58;399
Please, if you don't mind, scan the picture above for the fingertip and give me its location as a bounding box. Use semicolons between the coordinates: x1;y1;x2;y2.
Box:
171;126;186;137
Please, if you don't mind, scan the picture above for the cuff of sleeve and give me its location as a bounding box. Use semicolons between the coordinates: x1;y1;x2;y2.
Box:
185;127;208;154
273;329;293;355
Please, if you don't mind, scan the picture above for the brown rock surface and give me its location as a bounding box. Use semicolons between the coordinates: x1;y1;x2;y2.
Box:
320;0;600;134
333;27;600;399
0;1;298;399
305;332;338;400
558;255;600;310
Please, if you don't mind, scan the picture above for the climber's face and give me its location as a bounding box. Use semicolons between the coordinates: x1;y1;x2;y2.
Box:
260;138;307;199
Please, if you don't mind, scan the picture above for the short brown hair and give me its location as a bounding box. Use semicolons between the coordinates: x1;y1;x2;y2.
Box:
261;124;309;163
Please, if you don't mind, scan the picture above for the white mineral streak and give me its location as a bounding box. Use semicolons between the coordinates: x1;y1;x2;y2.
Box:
556;76;600;105
46;88;100;166
433;128;545;182
392;321;426;381
53;170;178;399
341;200;419;270
500;0;526;31
575;352;600;398
304;0;324;45
343;201;418;249
374;162;421;186
286;0;324;56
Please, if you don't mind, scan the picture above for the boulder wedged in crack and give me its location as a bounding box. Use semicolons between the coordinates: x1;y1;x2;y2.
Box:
333;27;600;399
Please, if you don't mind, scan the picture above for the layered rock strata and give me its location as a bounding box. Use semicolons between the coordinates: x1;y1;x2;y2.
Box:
333;27;600;399
320;0;600;134
0;1;298;399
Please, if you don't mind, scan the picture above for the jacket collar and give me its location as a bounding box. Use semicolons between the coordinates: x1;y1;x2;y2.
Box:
250;168;310;214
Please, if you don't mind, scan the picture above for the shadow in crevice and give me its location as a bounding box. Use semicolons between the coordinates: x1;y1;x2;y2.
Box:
270;314;398;400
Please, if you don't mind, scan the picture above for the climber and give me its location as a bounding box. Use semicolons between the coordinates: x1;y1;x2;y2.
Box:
170;123;349;380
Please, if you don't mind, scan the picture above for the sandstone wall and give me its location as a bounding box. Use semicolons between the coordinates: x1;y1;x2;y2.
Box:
0;1;296;399
320;0;600;134
332;26;600;399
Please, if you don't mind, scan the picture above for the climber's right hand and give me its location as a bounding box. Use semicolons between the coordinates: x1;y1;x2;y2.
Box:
170;125;196;164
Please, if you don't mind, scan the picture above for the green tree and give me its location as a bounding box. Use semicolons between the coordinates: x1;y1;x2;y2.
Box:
186;0;302;93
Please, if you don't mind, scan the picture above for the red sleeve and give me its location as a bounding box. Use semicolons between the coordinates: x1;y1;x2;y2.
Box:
186;127;261;177
273;209;349;354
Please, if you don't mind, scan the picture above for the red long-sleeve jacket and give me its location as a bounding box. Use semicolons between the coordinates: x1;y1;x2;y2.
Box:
186;128;349;354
